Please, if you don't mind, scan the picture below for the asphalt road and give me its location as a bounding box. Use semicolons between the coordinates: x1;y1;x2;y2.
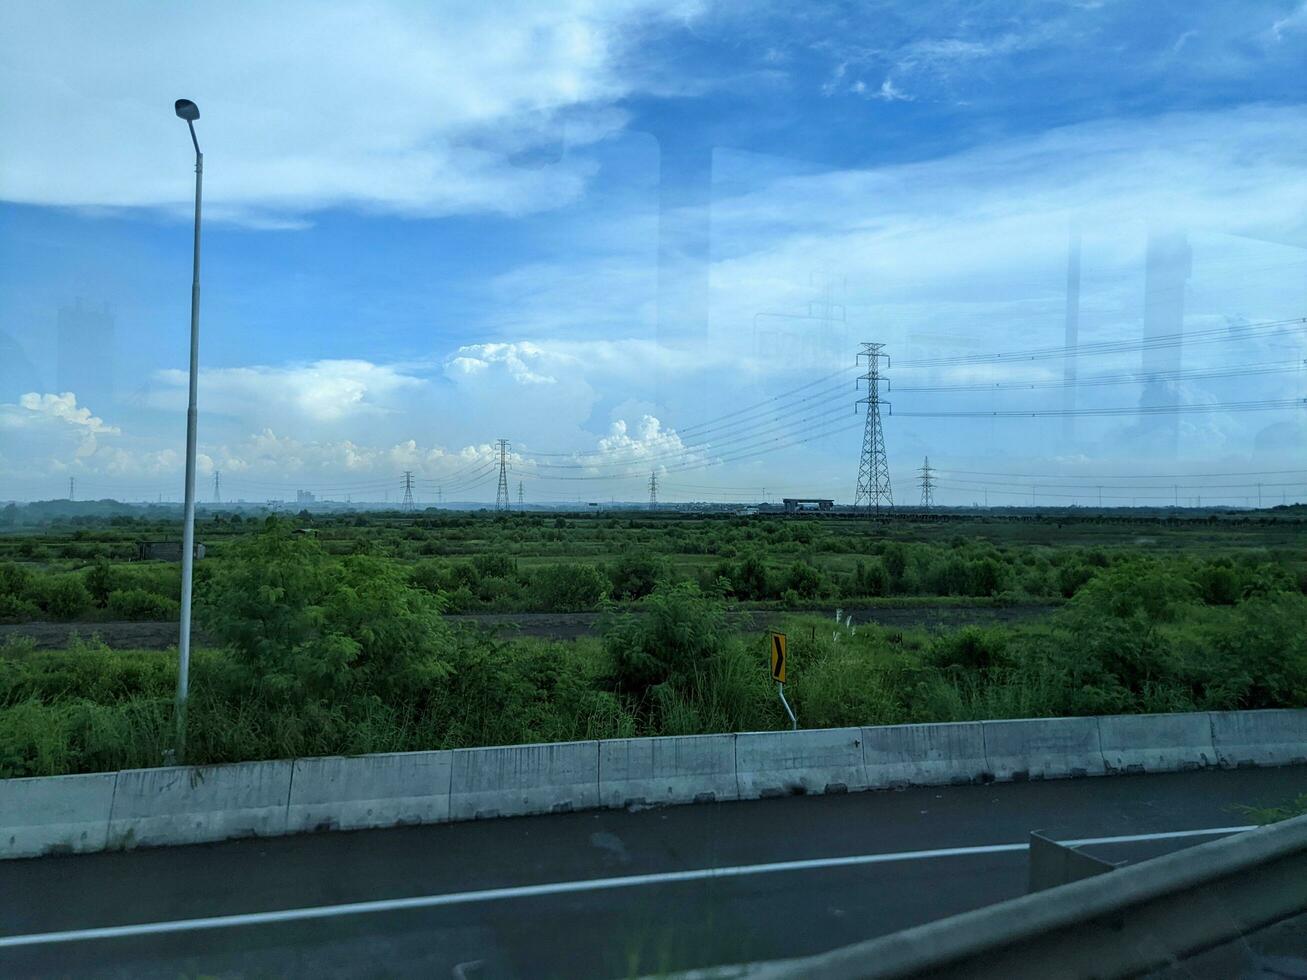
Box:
2;767;1305;979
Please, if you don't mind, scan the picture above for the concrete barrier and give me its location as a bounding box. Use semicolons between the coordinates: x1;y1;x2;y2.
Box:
107;760;293;850
4;709;1305;860
287;751;453;833
1098;712;1215;774
736;728;867;799
983;717;1106;781
450;741;598;820
1211;710;1307;768
0;772;117;858
599;735;737;808
862;722;988;788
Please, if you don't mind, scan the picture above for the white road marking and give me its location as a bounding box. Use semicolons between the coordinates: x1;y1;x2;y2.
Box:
0;825;1256;948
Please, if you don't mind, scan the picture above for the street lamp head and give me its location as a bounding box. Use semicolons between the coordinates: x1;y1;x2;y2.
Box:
174;99;200;121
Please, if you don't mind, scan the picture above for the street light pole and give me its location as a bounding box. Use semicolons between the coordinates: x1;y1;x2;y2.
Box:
174;98;202;764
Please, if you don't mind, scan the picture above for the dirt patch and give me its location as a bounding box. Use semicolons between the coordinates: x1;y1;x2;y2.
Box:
1;604;1058;650
0;621;203;651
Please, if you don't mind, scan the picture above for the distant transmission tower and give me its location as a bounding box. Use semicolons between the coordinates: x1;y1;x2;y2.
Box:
213;471;222;504
401;471;415;511
495;439;510;511
517;481;524;507
648;470;658;510
68;477;75;501
918;456;935;511
853;342;893;512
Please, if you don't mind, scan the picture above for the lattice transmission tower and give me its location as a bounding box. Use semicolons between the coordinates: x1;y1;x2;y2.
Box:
517;481;524;507
213;471;221;504
495;439;511;512
853;342;893;512
648;470;658;510
918;456;934;511
401;471;415;511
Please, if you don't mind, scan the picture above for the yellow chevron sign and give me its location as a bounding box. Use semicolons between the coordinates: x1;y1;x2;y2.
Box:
769;632;787;683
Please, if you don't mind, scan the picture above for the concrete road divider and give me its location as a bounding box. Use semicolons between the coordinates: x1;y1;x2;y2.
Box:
107;760;293;850
450;741;599;820
0;772;117;858
983;717;1106;781
736;728;868;799
4;709;1306;860
287;751;454;833
1211;710;1307;768
599;735;738;809
862;722;988;788
1098;712;1215;774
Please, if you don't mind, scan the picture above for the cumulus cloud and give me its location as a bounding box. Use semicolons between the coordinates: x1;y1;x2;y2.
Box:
0;0;698;224
152;359;425;426
0;393;123;482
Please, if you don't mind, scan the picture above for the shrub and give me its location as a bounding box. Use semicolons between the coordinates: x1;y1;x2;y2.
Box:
0;562;34;600
853;558;890;597
603;582;730;698
198;523;452;700
527;563;607;611
107;588;180;621
86;561;115;607
609;551;667;600
36;577;91;620
928;626;1008;672
784;560;824;599
0;594;39;623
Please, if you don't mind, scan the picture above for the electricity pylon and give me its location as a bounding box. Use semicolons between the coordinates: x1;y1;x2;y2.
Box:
918;456;934;510
517;480;524;507
854;342;893;512
213;471;221;504
495;439;510;511
648;470;658;510
401;471;415;511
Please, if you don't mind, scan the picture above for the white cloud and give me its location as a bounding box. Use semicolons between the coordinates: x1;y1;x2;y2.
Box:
869;78;913;102
0;392;120;470
12;392;118;435
0;0;696;224
1271;2;1307;40
152;359;425;425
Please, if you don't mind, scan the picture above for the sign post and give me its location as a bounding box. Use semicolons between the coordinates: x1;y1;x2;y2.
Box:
770;632;796;730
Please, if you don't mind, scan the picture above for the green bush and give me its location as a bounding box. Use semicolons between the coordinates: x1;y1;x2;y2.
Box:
198;522;452;700
527;563;607;611
107;588;180;621
36;576;91;620
609;551;668;600
603;582;730;698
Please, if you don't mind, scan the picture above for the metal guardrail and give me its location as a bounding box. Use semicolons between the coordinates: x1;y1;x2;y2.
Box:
679;813;1307;979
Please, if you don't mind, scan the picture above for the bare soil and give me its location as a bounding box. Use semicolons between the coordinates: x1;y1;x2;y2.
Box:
0;604;1057;650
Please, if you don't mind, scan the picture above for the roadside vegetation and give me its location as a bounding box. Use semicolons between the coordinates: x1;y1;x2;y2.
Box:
1;516;1304;777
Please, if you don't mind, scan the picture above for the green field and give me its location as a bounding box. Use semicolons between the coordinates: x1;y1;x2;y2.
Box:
1;507;1305;777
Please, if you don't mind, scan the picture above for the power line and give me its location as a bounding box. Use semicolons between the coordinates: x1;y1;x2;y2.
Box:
898;316;1305;369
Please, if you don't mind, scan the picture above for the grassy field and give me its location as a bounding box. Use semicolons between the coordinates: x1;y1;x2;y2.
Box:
1;507;1305;777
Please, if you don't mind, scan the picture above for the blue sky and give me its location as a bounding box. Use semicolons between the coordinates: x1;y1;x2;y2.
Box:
1;0;1305;506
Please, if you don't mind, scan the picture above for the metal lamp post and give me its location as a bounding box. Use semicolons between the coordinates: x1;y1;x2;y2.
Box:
174;98;202;764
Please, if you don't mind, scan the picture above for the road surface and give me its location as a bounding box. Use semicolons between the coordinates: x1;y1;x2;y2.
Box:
2;767;1304;978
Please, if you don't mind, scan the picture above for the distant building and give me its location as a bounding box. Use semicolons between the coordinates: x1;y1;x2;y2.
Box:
296;490;316;504
782;498;834;513
136;541;205;561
